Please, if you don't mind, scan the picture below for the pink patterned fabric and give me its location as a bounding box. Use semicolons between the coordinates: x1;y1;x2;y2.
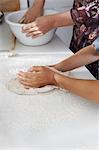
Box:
70;0;99;79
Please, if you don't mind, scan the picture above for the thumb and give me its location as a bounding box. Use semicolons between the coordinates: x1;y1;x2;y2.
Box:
28;66;43;72
18;16;25;24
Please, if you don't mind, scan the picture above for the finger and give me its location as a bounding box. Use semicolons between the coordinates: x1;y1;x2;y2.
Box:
31;22;37;27
23;26;40;35
25;19;32;24
33;30;43;35
23;86;30;89
28;66;34;72
17;75;25;81
22;24;30;32
19;80;31;86
48;65;54;67
18;71;26;77
32;33;43;39
18;71;25;77
19;79;38;88
22;22;37;31
28;26;39;32
18;72;34;79
24;27;39;35
28;66;38;72
18;75;33;85
23;19;28;24
22;16;29;24
26;31;43;37
18;16;25;24
28;66;44;72
18;72;28;80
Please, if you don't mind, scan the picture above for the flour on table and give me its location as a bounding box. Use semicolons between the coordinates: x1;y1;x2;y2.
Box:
7;78;58;95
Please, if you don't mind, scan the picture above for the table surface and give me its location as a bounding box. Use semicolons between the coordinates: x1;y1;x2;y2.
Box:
0;16;99;149
0;56;98;149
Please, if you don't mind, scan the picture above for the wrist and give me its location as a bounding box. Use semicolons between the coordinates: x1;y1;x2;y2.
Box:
45;15;57;29
53;64;62;72
50;14;60;28
53;73;63;87
52;73;59;86
33;0;45;9
54;73;68;89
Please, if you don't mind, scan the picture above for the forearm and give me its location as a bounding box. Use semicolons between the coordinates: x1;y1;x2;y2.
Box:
32;0;45;8
54;45;99;72
54;73;99;102
31;3;73;27
52;11;74;28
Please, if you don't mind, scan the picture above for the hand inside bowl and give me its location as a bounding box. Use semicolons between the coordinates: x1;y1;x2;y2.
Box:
22;15;55;38
5;9;57;46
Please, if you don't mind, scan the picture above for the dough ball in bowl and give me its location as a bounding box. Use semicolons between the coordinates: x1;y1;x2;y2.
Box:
5;9;57;46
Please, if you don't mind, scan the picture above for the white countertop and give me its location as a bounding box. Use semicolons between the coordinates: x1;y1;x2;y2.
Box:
0;56;98;149
0;15;99;149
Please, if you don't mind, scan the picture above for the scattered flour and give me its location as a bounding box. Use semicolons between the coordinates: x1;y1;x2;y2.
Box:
7;78;58;95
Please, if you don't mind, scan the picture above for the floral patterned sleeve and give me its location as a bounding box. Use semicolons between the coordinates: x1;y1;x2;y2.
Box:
70;1;99;26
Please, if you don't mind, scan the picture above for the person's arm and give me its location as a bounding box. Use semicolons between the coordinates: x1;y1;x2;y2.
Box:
53;45;99;72
18;64;99;102
18;43;99;102
53;41;99;102
22;10;74;37
54;73;99;103
23;0;98;36
22;0;45;23
33;0;45;8
51;11;74;28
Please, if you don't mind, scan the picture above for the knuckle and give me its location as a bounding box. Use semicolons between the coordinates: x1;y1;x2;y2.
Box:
24;73;28;78
40;66;45;70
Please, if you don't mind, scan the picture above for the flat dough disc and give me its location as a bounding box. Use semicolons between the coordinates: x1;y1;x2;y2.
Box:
7;78;57;95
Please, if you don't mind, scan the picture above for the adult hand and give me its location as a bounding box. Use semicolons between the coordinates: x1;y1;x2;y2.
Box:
22;15;55;38
18;66;57;89
21;5;43;24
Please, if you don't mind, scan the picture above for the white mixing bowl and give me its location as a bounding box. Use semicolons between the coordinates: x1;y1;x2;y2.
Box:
5;9;57;46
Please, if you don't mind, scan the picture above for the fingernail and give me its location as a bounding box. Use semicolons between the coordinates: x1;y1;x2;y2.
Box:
26;34;30;37
22;28;25;33
32;34;42;39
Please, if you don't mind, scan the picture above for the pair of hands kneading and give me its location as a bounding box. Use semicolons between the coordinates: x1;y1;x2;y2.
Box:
7;66;67;95
17;66;58;89
20;2;56;38
7;66;70;95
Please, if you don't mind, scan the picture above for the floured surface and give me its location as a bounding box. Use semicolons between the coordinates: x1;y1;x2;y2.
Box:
7;78;57;95
0;83;98;148
5;65;70;95
0;57;98;148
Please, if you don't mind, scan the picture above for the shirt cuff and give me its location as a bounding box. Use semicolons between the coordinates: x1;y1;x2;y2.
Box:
93;37;99;52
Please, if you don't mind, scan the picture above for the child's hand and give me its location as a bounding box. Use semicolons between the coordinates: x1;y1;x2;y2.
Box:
18;66;58;89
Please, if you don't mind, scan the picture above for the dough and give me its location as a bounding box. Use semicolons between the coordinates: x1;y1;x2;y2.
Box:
7;78;57;95
7;71;70;95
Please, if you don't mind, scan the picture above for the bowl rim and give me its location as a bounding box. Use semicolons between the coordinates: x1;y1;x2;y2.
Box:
5;9;58;27
5;9;26;27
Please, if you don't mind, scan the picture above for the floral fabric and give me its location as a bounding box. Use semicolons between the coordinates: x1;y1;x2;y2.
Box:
70;0;99;79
